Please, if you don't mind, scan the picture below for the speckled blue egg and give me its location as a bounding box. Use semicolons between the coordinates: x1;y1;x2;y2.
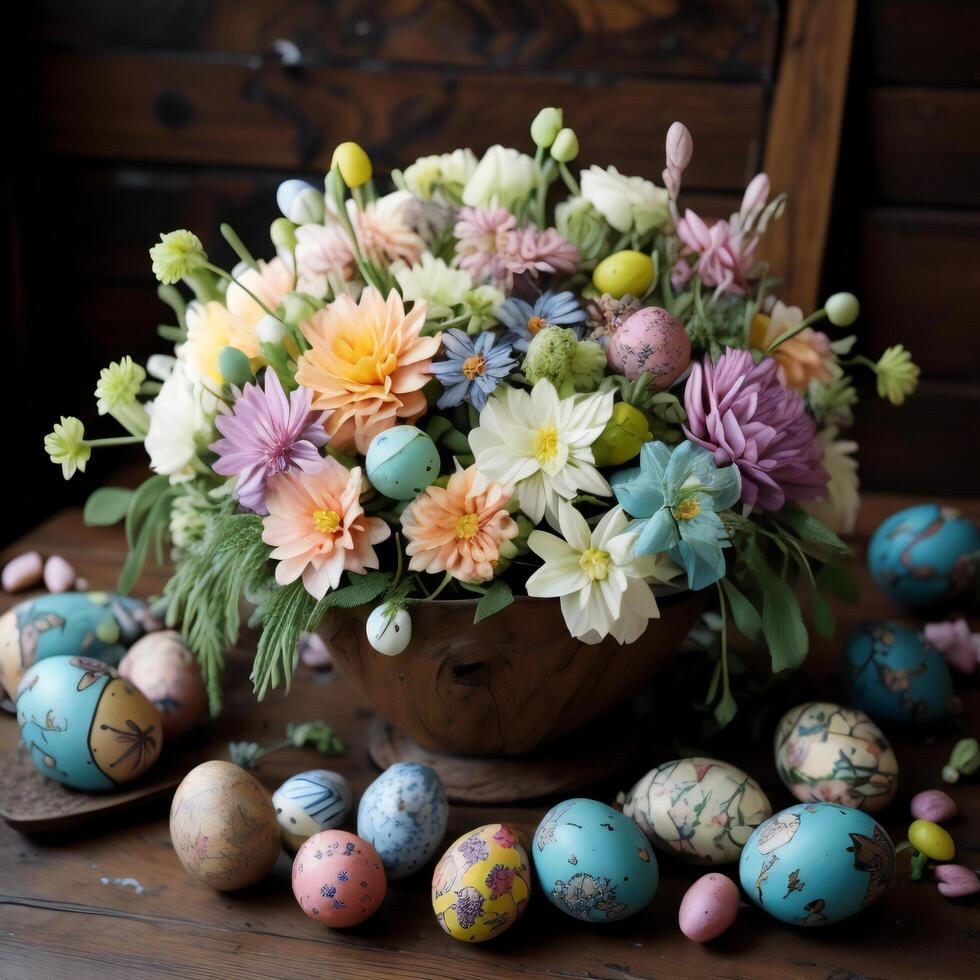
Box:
274;769;353;852
532;798;658;923
365;426;440;500
739;803;895;926
842;620;954;726
357;763;448;879
868;504;980;609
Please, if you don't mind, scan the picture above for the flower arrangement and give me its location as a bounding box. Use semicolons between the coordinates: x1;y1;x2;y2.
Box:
48;109;918;722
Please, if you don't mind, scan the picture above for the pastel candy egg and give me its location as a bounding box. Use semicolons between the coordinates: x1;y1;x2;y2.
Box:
273;770;353;852
679;872;739;941
365;603;412;656
739;802;896;926
910;789;956;823
365;426;440;500
432;823;531;942
357;763;448;879
292;830;386;927
532;798;658;923
774;702;899;813
16;655;163;790
607;307;691;388
2;551;43;593
592;250;655;299
622;757;772;864
842;620;954;726
276;179;324;224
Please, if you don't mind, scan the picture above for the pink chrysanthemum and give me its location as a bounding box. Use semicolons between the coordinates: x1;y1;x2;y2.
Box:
683;348;829;512
295;224;356;293
356;194;425;267
500;226;579;287
454;206;516;284
671;210;756;297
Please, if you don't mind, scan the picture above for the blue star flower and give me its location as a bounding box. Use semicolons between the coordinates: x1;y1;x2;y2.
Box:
497;290;587;352
429;329;517;411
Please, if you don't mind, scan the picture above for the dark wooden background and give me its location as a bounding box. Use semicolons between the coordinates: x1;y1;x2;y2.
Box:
4;0;978;547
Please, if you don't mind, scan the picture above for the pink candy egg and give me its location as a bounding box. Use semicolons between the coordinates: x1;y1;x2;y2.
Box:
910;789;957;823
292;830;387;928
607;307;691;388
678;872;739;942
43;555;76;593
2;551;43;593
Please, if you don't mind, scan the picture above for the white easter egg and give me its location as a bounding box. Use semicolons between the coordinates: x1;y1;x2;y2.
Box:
366;604;412;656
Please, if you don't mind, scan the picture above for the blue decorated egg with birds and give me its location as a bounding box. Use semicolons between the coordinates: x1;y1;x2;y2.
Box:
842;621;954;726
16;655;163;790
739;803;896;926
365;426;440;500
357;763;448;879
532;798;658;923
274;769;353;852
868;504;980;609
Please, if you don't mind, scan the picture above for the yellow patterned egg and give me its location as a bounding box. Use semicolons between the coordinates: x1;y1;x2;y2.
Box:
432;823;531;942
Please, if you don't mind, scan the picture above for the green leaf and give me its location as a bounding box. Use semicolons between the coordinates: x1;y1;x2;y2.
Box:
307;571;393;628
816;562;859;603
744;543;808;672
118;486;175;594
773;506;850;557
811;588;835;639
705;660;722;705
83;487;133;527
474;580;514;625
125;475;170;548
721;577;761;641
713;688;738;727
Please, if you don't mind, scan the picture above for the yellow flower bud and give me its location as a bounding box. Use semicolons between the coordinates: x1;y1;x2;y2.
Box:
331;141;373;188
908;819;955;861
593;250;656;299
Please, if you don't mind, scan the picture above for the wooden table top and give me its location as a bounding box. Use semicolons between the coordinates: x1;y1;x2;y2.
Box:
1;494;978;980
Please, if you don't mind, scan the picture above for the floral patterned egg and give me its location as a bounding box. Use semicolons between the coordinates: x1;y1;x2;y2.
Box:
292;830;387;927
842;620;954;726
774;702;899;813
622;757;772;864
357;763;448;879
432;823;531;942
273;769;353;852
0;591;161;700
16;655;163;790
739;802;896;926
532;798;658;923
607;307;691;388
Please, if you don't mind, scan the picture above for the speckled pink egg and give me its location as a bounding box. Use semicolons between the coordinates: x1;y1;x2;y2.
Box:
292;830;387;927
607;307;691;388
678;872;739;942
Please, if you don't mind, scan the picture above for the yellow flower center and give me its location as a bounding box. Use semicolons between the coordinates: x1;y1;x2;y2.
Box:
527;315;548;335
462;354;486;380
534;426;559;464
455;513;480;540
579;547;611;581
313;509;341;533
673;499;701;521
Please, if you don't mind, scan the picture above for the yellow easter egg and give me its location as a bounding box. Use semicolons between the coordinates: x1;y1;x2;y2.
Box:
593;250;655;299
88;676;164;784
432;823;531;942
908;819;955;861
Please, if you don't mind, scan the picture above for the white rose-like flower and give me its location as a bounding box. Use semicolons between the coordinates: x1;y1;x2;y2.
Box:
580;165;670;235
392;253;473;319
401;149;477;203
462;145;539;211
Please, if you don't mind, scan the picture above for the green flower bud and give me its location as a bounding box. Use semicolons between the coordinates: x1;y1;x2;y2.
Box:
555;197;611;267
568;339;607;392
592;402;653;466
825;291;860;327
551;127;579;163
149;230;207;285
271;217;298;251
218;346;254;388
530;107;563;148
524;326;577;388
281;291;323;324
943;737;980;784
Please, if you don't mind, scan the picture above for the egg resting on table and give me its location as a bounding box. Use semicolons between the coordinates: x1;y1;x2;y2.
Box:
273;769;353;852
16;655;162;790
432;823;531;942
739;802;896;926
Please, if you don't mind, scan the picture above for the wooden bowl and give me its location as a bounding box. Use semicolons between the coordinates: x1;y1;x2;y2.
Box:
323;591;706;758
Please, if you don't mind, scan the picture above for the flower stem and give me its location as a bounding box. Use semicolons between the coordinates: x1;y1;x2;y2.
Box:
427;571;454;601
203;263;280;320
220;223;259;271
766;309;828;352
83;435;144;447
558;161;580;197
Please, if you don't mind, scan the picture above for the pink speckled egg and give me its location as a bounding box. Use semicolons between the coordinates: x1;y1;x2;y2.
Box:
292;830;387;927
607;307;691;388
678;872;739;942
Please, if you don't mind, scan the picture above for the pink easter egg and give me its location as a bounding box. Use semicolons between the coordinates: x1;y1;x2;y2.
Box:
43;555;76;593
678;872;739;942
292;830;387;928
910;789;957;823
607;307;691;388
2;551;43;593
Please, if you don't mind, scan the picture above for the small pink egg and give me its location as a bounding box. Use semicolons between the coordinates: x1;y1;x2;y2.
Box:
935;864;980;898
910;789;957;823
607;307;691;388
43;555;76;593
2;551;43;593
679;872;739;942
292;830;387;927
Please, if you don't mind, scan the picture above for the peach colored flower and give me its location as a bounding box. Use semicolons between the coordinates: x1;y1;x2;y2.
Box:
355;192;425;268
401;464;518;583
262;458;391;600
226;257;295;350
749;302;833;391
296;287;441;453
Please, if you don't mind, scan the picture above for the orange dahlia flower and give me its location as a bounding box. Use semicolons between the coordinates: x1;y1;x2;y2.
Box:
295;287;441;453
749;301;833;391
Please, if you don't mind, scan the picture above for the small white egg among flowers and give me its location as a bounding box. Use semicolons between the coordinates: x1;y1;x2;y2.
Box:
366;604;411;656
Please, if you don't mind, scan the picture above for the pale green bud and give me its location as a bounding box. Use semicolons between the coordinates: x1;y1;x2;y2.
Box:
551;127;579;163
531;107;563;148
825;291;860;327
271;217;298;251
524;326;577;388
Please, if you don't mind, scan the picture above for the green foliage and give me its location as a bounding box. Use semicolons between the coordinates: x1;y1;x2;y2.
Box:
83;487;133;527
474;580;514;624
683;280;754;358
119;475;179;594
229;719;344;771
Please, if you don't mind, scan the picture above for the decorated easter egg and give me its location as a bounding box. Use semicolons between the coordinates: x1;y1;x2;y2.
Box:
868;503;980;609
273;769;353;852
0;591;161;699
774;702;898;813
679;872;740;942
365;426;440;500
842;621;954;726
532;798;658;923
607;307;691;388
292;830;386;927
739;802;896;926
432;823;532;942
16;655;163;790
170;761;281;891
365;603;412;656
622;758;772;864
118;630;207;739
357;763;448;879
592;250;655;299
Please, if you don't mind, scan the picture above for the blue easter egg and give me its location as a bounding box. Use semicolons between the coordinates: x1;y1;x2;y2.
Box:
842;620;954;726
739;803;895;926
868;504;980;609
274;769;352;852
276;179;324;224
365;426;440;500
532;798;658;923
357;763;448;879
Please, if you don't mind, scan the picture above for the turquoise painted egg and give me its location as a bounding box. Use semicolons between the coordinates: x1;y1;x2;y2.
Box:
0;591;162;700
739;803;896;926
16;655;163;790
532;798;658;923
365;426;439;500
274;769;353;852
868;504;980;609
357;763;448;879
842;620;954;726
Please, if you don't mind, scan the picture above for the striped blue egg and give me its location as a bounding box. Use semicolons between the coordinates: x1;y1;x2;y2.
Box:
273;769;352;852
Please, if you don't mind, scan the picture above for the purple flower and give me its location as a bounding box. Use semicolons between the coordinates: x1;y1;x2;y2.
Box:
452;886;485;929
485;864;515;899
458;833;489;869
683;348;828;512
210;369;327;515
